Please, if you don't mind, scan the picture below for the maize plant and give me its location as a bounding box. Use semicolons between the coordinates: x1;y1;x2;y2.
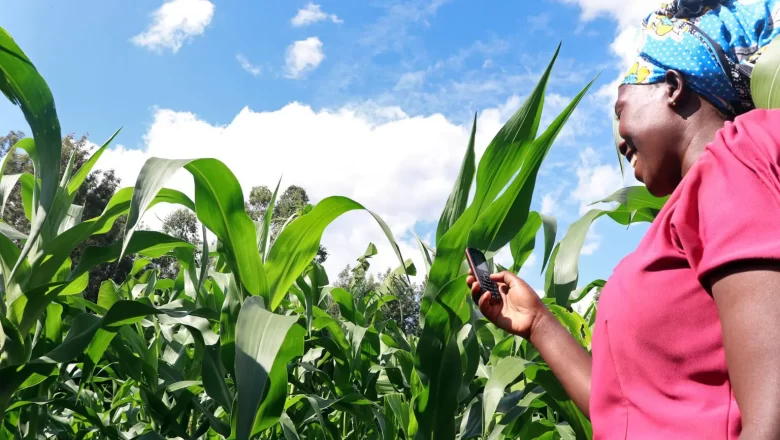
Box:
0;24;666;440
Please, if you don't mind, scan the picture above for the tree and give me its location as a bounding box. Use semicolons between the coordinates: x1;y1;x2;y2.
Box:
162;209;201;246
333;263;423;336
148;208;203;280
378;268;423;336
1;131;129;302
245;184;328;263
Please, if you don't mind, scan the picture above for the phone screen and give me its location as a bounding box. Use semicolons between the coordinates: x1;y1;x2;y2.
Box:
466;248;490;275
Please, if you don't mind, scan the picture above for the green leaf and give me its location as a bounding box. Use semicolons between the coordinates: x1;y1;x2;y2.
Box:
488;388;545;440
0;222;27;241
415;275;471;439
252;323;305;433
203;344;234;411
18;173;33;221
414;233;434;274
0;28;62;282
72;231;193;277
594;185;666;211
330;287;356;324
612;111;625;177
546;185;664;306
0;173;22;217
385;393;414;438
459;395;483;440
525;364;591;440
279;412;300;440
421;44;558;315
751;35;780;109
457;324;480;403
32;300;217;368
258;176;281;262
122;158;192;258
540;214;557;274
66;128;120;196
556;422;576;440
71;231;193;279
43;302;62;353
551;209;602;307
437;113;477;243
0;232;28;304
569;279;604;305
217;271;242;377
483;357;528;435
123;157;265;297
468;75;596;252
10;274;87;336
509;212;541;273
97;280;121;310
0;315;25;367
234;296;299;440
30;187;192;287
265;196;405;311
79;327;117;396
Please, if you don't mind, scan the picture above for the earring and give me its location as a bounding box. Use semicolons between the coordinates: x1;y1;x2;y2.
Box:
669;99;676;107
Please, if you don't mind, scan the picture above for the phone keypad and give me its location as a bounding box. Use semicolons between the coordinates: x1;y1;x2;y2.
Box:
478;273;501;305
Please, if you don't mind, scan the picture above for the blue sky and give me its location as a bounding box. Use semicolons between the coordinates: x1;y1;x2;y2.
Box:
1;0;657;294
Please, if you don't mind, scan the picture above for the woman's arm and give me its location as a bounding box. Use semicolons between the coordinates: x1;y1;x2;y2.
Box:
710;262;780;440
469;271;592;417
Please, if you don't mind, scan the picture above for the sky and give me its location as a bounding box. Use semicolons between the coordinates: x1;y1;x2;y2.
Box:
0;0;660;295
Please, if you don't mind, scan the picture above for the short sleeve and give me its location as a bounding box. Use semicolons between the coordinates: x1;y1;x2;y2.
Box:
671;109;780;285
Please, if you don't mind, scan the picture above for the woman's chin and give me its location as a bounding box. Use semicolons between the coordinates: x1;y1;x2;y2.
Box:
632;162;643;183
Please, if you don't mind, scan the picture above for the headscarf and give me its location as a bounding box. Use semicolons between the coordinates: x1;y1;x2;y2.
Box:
622;0;780;116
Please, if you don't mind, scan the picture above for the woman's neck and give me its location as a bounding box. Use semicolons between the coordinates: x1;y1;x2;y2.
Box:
679;112;726;177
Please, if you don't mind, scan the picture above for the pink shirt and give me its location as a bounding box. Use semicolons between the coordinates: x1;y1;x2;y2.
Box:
591;109;780;439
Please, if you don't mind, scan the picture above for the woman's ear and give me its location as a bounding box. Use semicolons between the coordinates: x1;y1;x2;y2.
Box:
664;69;687;108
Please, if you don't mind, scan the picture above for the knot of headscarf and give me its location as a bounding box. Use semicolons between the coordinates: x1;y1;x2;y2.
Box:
622;0;780;116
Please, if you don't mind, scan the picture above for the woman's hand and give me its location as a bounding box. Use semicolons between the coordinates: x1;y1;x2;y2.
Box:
466;270;546;339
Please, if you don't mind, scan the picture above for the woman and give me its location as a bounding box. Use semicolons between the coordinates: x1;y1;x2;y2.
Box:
467;1;780;438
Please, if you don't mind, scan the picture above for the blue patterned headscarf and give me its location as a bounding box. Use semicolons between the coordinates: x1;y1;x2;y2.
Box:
622;0;780;116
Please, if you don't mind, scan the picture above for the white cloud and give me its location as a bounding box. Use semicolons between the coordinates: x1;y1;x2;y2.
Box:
493;248;537;274
571;147;624;214
580;227;602;255
98;97;519;280
557;0;655;30
360;0;451;54
541;193;558;216
394;71;426;90
131;0;214;53
236;54;262;76
556;0;658;104
291;3;343;27
568;146;642;256
285;37;325;78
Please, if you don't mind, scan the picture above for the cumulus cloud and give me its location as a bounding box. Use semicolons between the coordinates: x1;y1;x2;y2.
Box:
558;0;653;29
236;53;262;76
98;98;522;280
556;0;658;104
571;147;625;214
285;37;325;78
131;0;214;53
291;3;343;27
541;193;559;216
568;146;641;254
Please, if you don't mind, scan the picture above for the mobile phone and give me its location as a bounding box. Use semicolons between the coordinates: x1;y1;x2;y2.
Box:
464;247;501;305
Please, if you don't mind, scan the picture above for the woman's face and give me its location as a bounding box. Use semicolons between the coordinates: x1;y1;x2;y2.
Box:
615;84;684;197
